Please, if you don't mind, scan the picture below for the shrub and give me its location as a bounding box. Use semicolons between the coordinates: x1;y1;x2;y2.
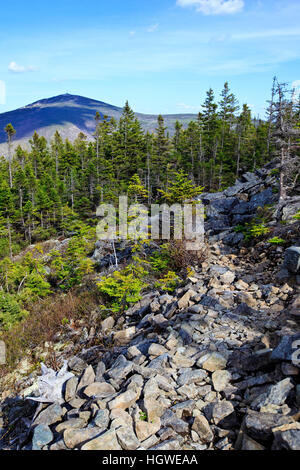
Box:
158;170;204;204
149;245;171;272
98;264;148;313
0;292;28;330
235;221;270;241
268;237;286;245
165;240;205;272
293;211;300;220
155;271;179;293
49;226;95;290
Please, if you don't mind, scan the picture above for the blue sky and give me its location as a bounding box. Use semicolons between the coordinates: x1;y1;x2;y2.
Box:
0;0;300;117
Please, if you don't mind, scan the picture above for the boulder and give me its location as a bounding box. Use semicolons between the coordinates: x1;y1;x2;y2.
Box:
32;425;53;450
284;247;300;274
81;429;122;450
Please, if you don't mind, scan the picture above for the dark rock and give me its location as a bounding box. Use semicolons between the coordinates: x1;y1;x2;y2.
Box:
179;323;194;345
232;201;250;215
284;247;300;274
222;232;244;246
161;410;189;435
206;197;239;217
248;188;274;211
271;334;300;365
200;295;223;311
272;423;300;450
234;303;257;316
244;411;293;443
206;216;231;233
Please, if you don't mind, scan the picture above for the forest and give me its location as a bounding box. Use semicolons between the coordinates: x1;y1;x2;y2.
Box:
0;79;299;337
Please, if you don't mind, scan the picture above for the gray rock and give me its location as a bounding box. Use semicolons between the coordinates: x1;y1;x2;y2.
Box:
256;378;294;409
116;426;140;450
161;409;189;434
32;425;53;450
149;439;181;450
93;409;110;430
179;323;195;345
177;369;207;387
81;429;122;450
77;365;95;391
272;423;300;450
284;247;300;274
68;356;88;374
212;370;231;392
171;400;195;418
64;427;103;449
199;352;227;372
192;415;214;443
84;382;116;398
64;377;78;402
211;401;236;429
34;403;63;427
56;418;86;433
107;355;133;381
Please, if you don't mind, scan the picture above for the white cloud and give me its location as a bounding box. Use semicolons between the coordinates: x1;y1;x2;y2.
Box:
8;61;37;73
147;23;159;33
176;0;244;15
129;31;136;36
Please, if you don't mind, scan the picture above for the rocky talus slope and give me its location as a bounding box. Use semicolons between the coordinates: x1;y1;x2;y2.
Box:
0;163;300;451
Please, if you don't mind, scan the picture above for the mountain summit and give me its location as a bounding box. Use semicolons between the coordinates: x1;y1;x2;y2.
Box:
0;94;196;152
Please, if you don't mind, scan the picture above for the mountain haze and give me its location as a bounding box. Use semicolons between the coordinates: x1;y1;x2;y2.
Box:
0;94;197;154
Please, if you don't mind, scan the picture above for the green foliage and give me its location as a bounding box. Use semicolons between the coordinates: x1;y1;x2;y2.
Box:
98;265;148;313
139;411;148;421
158;170;204;204
0;292;28;330
268;237;286;245
49;225;95;290
293;211;300;220
235;222;270;241
155;270;179;293
128;174;148;202
149;245;171;272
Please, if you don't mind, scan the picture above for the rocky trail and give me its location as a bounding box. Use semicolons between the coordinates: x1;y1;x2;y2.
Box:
0;161;300;451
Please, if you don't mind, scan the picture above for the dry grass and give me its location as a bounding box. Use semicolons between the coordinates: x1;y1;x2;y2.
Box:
167;239;207;273
0;287;101;376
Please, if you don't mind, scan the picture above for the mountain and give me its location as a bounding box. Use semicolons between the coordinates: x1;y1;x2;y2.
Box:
0;93;197;154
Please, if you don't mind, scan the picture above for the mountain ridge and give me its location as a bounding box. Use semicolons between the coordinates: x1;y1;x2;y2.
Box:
0;93;198;154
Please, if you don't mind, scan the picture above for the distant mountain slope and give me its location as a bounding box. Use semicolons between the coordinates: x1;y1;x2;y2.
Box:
0;94;197;154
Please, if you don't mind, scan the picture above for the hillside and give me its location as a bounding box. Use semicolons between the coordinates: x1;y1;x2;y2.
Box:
0;94;197;154
0;161;299;451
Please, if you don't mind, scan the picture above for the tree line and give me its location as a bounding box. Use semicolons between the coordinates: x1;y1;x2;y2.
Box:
0;80;299;258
